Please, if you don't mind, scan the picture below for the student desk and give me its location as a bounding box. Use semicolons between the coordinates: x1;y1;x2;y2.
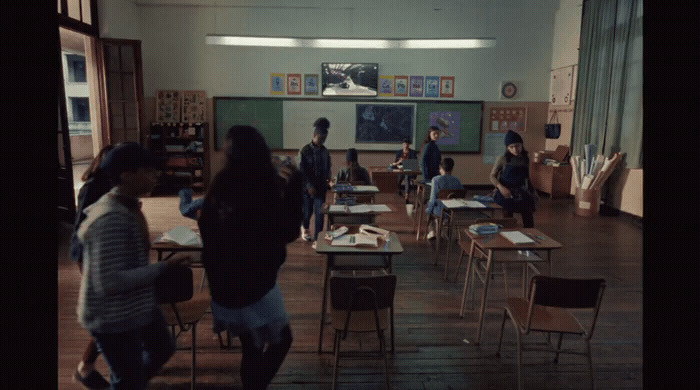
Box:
435;200;502;280
458;228;562;345
321;203;393;231
332;184;380;204
314;228;403;354
369;166;421;193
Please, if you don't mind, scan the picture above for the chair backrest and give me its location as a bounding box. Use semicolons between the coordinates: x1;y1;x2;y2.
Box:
330;274;397;312
154;265;194;304
527;275;606;336
438;189;466;199
475;217;520;228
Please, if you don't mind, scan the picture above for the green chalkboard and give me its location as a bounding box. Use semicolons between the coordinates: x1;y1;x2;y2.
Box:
214;97;283;149
415;101;483;152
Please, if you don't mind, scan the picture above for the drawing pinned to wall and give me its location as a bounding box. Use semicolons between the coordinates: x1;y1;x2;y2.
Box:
489;106;527;132
304;74;319;95
181;90;206;122
550;66;573;105
425;76;440;98
378;76;394;96
394;76;408;96
270;73;285;95
355;104;414;143
440;76;455;98
287;73;302;95
409;76;424;97
430;111;461;145
156;90;181;122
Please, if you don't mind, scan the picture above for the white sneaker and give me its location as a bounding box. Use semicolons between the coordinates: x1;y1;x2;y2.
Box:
301;227;312;241
426;230;436;240
311;241;317;250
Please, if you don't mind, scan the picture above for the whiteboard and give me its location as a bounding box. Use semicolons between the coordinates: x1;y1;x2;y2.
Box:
283;100;416;150
550;66;574;106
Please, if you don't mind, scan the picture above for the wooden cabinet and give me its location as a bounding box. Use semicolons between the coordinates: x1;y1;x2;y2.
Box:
531;162;572;199
149;122;208;193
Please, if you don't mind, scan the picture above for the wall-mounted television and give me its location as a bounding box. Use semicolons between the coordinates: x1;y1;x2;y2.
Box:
322;63;378;96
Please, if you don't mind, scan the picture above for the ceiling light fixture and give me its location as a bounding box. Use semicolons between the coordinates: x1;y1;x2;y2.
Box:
205;35;496;49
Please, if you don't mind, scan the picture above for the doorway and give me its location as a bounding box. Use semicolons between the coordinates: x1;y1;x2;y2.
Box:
59;26;102;202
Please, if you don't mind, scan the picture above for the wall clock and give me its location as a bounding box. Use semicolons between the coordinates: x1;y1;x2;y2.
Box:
501;81;518;99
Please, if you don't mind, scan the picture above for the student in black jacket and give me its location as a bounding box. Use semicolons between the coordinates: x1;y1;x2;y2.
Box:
198;125;303;390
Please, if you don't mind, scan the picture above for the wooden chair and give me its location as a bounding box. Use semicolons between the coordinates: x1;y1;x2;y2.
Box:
330;272;397;390
496;275;606;390
157;266;211;390
423;188;466;242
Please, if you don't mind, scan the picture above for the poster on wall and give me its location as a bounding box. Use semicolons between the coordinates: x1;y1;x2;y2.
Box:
287;73;302;95
304;74;319;95
409;76;424;97
440;76;455;98
394;76;408;96
355;104;414;143
425;76;440;98
181;90;206;123
270;73;285;95
156;90;181;122
430;111;461;145
378;76;394;96
489;106;528;132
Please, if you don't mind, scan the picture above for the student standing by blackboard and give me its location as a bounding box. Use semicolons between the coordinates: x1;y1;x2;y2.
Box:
297;117;331;241
420;126;442;182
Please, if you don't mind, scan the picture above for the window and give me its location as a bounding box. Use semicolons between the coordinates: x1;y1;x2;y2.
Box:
70;97;90;122
66;54;87;82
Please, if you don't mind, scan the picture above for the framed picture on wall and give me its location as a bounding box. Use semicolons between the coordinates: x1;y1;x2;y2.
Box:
409;76;424;97
440;76;455;98
394;76;408;96
270;73;285;95
425;76;440;97
378;75;394;96
287;73;302;95
304;74;319;95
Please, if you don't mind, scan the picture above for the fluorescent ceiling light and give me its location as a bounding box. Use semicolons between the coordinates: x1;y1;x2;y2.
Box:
206;35;495;49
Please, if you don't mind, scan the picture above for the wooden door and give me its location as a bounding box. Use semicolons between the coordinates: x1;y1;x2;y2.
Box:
97;38;145;145
57;26;76;223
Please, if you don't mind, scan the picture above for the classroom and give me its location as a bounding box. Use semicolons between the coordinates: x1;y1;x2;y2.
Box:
56;1;645;389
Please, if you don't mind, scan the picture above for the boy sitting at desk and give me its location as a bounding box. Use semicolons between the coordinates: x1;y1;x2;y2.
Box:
425;157;462;240
390;138;418;201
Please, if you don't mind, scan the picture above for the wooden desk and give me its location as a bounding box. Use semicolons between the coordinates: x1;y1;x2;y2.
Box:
369;167;421;193
435;200;501;280
152;239;202;262
321;203;393;231
315;228;403;353
331;184;380;195
458;228;562;345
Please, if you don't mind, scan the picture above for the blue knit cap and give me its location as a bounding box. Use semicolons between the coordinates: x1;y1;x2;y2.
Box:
504;130;523;146
346;148;358;163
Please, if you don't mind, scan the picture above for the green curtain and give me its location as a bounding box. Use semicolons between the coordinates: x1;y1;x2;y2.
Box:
572;0;642;168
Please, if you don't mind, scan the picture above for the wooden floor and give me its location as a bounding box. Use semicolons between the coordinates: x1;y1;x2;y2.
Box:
58;191;642;389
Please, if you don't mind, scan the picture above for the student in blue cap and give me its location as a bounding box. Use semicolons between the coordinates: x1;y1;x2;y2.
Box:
490;130;538;227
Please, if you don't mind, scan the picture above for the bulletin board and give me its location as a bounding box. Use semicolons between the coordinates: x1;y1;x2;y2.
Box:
550;66;574;105
488;106;528;132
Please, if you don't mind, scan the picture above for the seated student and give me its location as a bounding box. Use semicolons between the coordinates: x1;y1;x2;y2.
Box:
490;130;538;228
334;148;372;184
390;138;418;200
425;157;463;240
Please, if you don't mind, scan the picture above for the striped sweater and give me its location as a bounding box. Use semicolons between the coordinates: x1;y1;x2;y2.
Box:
76;188;168;333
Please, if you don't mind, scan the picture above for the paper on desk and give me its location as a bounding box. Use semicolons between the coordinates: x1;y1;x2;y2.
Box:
160;226;202;246
348;204;391;213
500;231;535;245
463;200;486;208
329;205;348;212
352;185;379;192
441;199;467;208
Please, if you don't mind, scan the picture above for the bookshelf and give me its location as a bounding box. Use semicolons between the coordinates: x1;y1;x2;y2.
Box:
149;122;208;193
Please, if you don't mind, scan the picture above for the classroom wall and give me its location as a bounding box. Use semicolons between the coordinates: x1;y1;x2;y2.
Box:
114;0;558;187
546;0;642;217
